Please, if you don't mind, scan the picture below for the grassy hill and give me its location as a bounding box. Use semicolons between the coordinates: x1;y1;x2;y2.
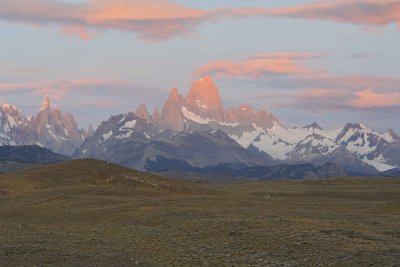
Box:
0;160;399;266
0;145;69;174
3;158;198;193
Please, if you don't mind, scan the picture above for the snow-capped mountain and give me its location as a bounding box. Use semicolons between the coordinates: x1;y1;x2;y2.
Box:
74;112;273;170
3;76;396;175
335;123;400;171
230;122;398;172
0;96;86;155
0;104;32;146
75;75;400;174
30;96;86;155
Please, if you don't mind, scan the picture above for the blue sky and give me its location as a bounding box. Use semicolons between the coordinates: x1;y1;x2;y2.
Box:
0;0;399;132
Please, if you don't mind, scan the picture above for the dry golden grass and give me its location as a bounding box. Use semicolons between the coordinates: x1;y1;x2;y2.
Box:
0;159;399;266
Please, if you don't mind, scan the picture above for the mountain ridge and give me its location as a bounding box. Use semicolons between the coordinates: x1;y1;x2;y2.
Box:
74;76;399;174
0;96;86;155
1;76;399;175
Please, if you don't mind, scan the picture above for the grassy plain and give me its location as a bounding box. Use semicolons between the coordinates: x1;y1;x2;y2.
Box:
0;159;399;266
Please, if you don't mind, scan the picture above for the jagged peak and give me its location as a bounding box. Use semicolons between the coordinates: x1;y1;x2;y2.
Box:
304;122;323;130
40;95;51;111
86;124;95;138
135;103;150;120
189;76;219;97
88;124;95;132
199;75;214;84
387;128;398;135
152;108;160;117
1;103;18;111
387;129;400;141
239;103;253;112
167;87;181;102
343;122;369;131
186;75;225;121
151;108;161;126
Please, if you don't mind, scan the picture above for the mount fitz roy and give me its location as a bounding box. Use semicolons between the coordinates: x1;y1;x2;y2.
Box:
0;96;90;155
1;76;399;177
73;76;399;176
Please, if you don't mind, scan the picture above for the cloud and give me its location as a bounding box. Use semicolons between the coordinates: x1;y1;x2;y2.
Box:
0;79;160;101
246;53;327;60
352;89;400;108
73;99;115;108
0;0;398;41
0;0;206;41
61;26;96;41
267;86;400;111
194;53;324;79
351;52;384;59
251;72;400;112
259;74;400;92
197;51;400;112
222;0;400;29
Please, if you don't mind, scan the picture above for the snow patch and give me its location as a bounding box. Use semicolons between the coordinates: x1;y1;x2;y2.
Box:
118;116;126;124
102;130;113;141
229;130;261;149
120;120;137;130
35;142;44;147
181;107;210;124
195;99;209;110
48;129;59;140
253;133;294;160
7;115;17;128
362;158;396;172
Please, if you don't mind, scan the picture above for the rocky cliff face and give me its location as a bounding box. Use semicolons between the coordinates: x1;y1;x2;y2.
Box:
0;96;85;155
0;104;33;146
226;104;279;129
161;88;185;132
135;103;151;121
30;96;85;155
185;75;225;122
158;76;278;133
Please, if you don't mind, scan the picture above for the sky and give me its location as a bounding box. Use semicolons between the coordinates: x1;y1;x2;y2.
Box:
0;0;399;132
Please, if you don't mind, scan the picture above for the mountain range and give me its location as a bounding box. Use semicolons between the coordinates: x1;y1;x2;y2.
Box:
0;96;90;155
1;76;399;177
75;76;399;175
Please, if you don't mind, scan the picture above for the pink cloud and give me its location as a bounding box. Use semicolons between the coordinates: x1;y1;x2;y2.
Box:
0;0;398;41
251;71;400;111
246;53;327;60
61;26;96;41
0;0;206;41
223;0;400;28
269;86;400;111
352;89;400;108
194;53;324;79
